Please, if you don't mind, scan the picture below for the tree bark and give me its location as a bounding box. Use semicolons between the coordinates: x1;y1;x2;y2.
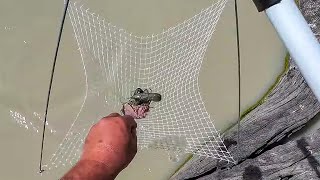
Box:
171;0;320;179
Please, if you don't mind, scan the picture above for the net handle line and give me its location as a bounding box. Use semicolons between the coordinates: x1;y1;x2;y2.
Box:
39;0;70;173
234;0;242;163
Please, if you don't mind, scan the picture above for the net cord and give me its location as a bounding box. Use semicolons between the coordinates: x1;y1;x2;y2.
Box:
39;0;70;173
38;0;241;172
234;0;242;163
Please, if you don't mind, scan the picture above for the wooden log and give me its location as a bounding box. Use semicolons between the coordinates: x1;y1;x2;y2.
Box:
194;129;320;180
171;0;320;179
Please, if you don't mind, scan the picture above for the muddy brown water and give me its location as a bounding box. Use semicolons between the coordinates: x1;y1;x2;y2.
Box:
0;0;286;179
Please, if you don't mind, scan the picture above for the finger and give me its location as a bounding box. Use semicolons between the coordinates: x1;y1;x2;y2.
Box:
131;127;137;136
105;113;121;118
122;115;137;136
99;113;121;125
129;131;138;156
122;115;137;130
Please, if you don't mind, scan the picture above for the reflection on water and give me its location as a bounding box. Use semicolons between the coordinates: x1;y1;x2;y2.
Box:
9;110;56;134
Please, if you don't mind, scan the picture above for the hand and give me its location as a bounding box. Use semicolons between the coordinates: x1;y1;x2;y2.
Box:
80;113;137;177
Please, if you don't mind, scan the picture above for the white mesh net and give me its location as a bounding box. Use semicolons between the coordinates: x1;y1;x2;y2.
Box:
44;0;236;171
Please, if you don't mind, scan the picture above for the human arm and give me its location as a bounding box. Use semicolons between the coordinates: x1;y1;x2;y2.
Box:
61;113;137;180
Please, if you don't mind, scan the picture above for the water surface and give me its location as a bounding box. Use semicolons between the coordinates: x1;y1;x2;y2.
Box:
0;0;285;179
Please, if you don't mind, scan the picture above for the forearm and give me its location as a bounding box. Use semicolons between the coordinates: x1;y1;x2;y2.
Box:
62;114;137;179
61;160;118;180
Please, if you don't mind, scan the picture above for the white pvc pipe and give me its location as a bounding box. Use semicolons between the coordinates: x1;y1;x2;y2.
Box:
265;0;320;102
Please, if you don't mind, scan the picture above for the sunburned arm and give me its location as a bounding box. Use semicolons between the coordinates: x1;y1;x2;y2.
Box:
61;160;117;180
61;113;137;180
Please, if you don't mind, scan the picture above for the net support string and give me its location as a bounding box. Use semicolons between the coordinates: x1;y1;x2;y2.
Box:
39;0;70;173
234;0;242;163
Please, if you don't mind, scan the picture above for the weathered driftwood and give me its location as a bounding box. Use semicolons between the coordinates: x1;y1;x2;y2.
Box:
171;0;320;179
191;129;320;180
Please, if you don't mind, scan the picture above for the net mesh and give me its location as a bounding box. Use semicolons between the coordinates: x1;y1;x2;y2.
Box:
44;0;236;171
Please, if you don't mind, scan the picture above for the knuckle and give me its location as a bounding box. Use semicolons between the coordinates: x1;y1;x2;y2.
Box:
90;123;98;130
123;115;136;125
109;113;121;117
117;117;129;128
100;117;110;122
